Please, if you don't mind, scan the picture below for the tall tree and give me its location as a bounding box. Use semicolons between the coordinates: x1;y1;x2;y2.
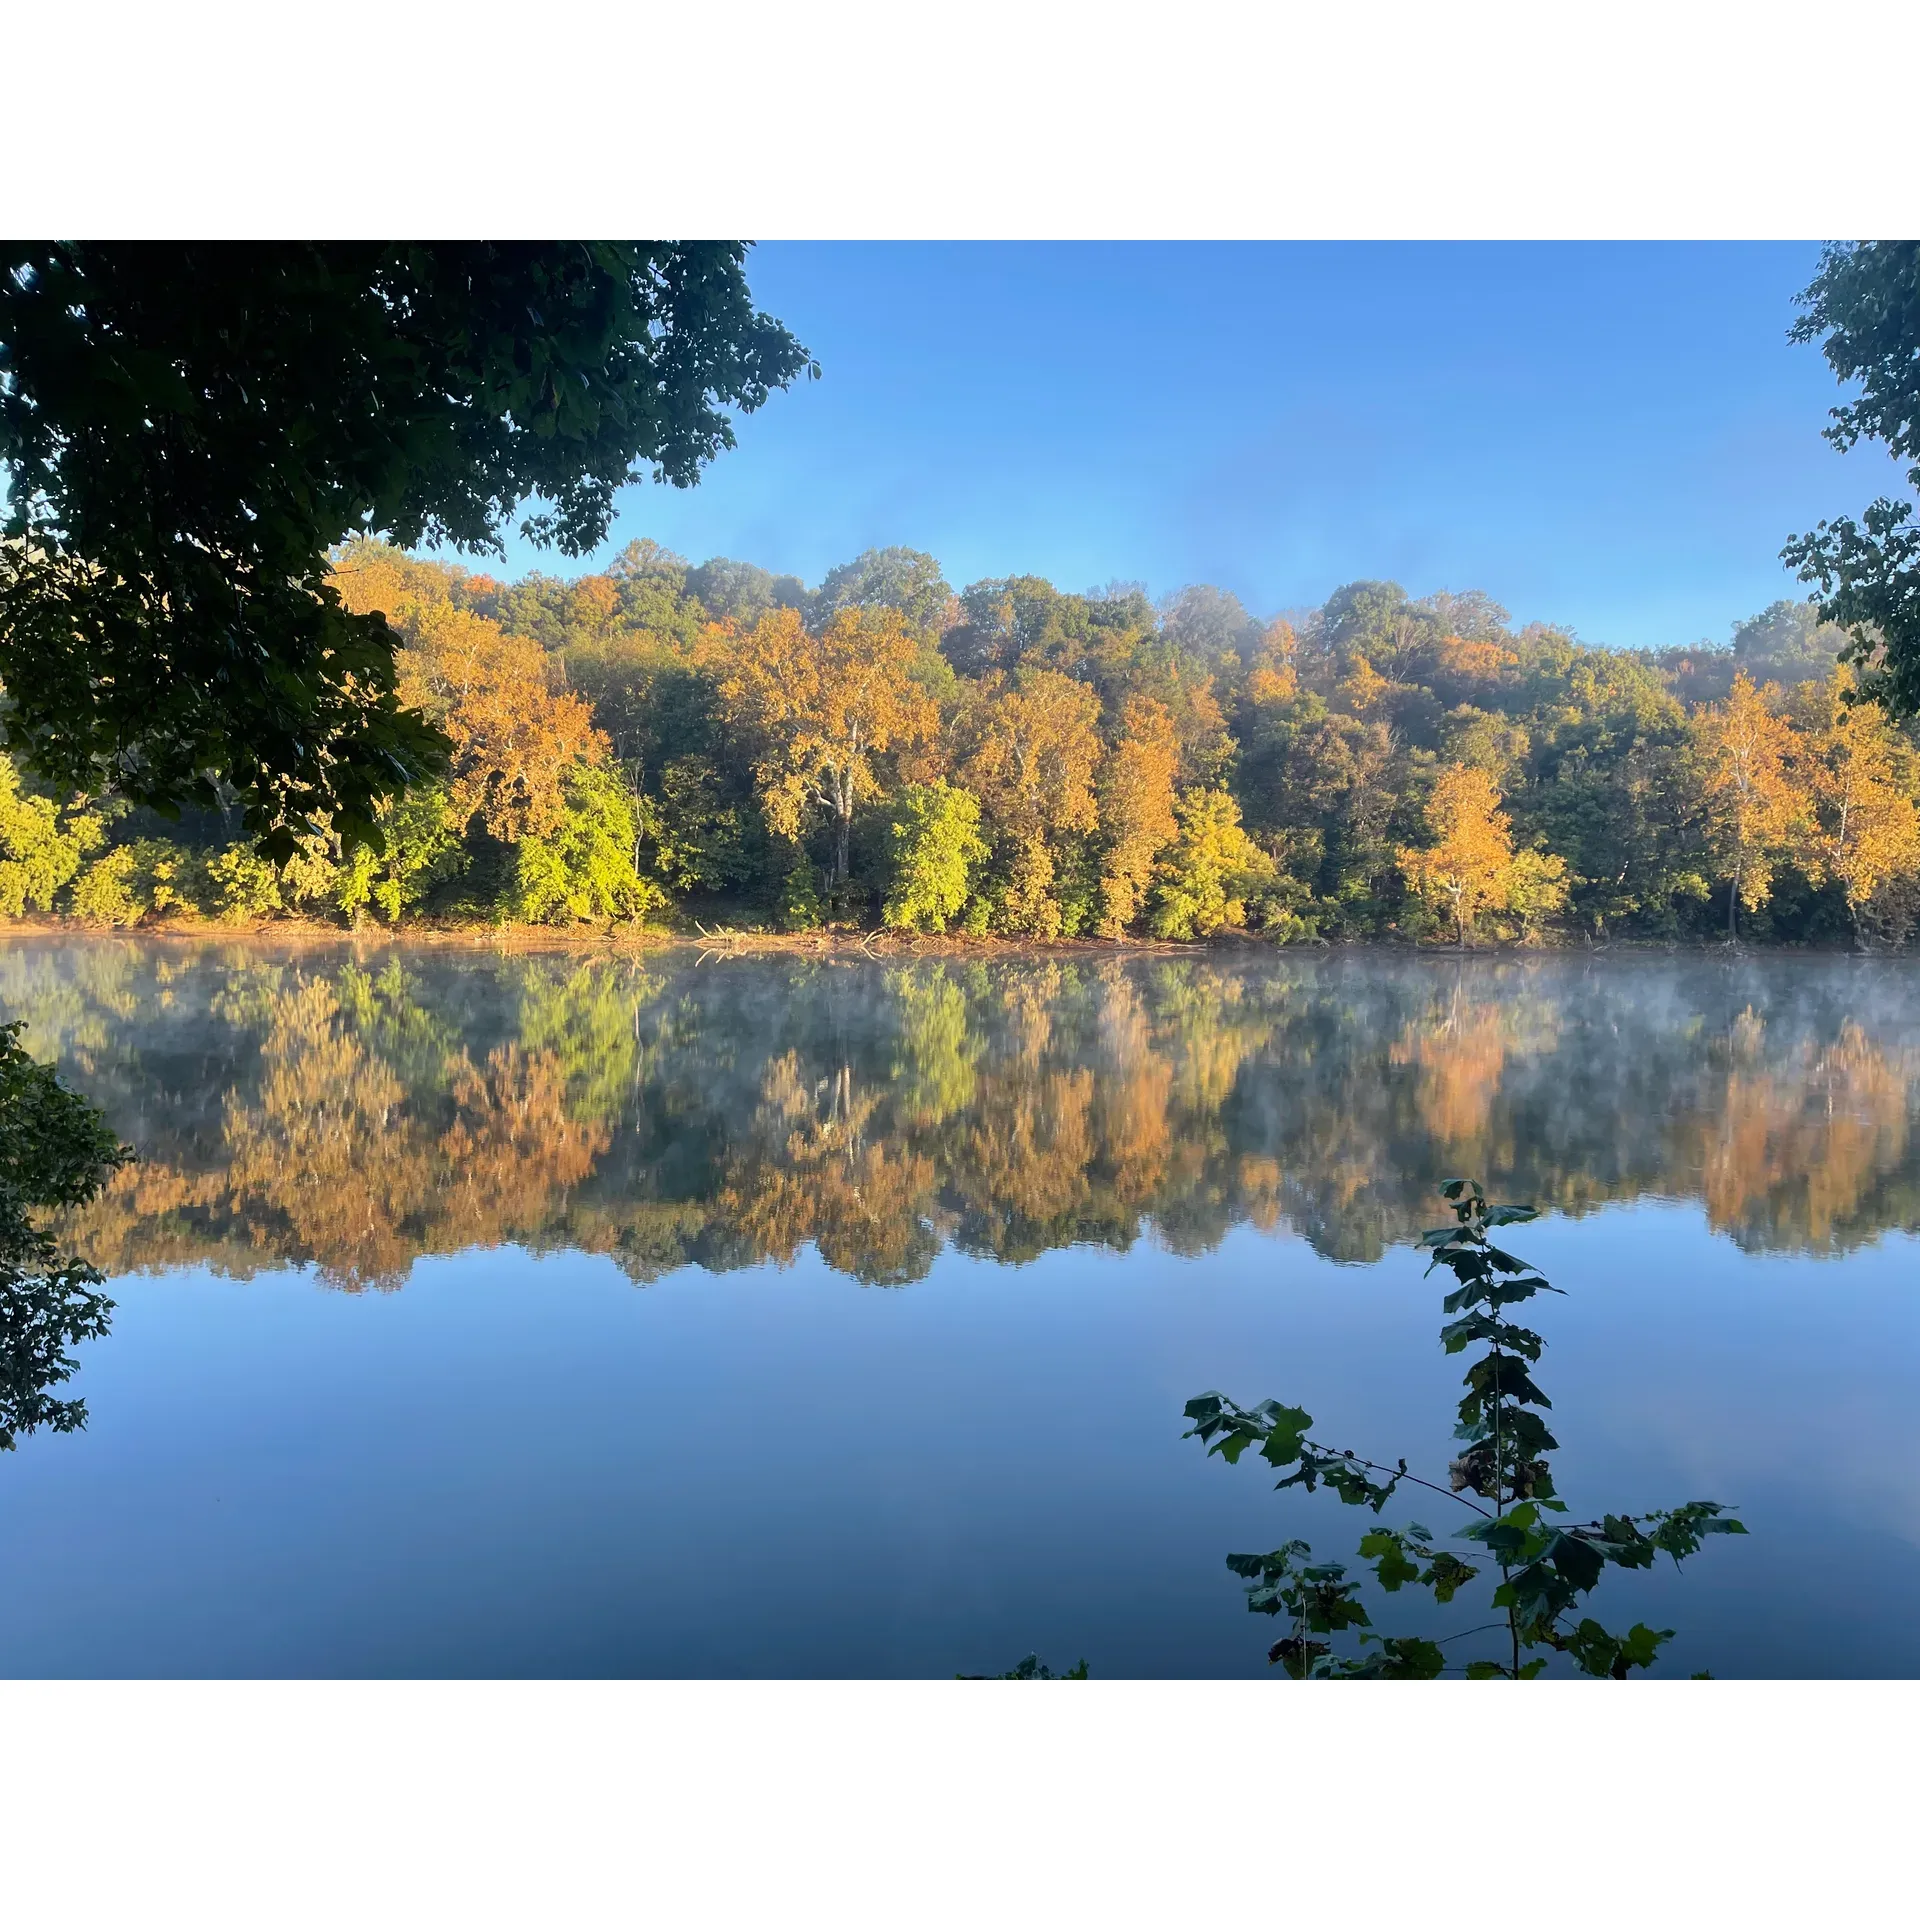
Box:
1148;788;1274;939
716;606;935;889
957;667;1103;936
394;604;606;844
814;548;954;635
1791;669;1920;940
1094;696;1180;937
1396;764;1516;947
1693;672;1805;938
1782;241;1920;719
0;243;811;857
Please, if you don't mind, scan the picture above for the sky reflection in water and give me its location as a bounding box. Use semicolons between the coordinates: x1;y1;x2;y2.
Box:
0;936;1915;1676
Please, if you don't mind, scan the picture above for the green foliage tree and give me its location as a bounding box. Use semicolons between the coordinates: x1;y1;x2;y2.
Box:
1783;241;1920;719
0;756;103;916
883;780;988;932
1185;1181;1745;1677
1148;789;1274;938
67;848;146;927
815;547;953;635
336;785;470;925
507;767;665;925
0;242;813;857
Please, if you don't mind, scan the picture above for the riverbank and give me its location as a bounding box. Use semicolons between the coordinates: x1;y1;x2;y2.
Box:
0;916;1224;959
0;917;1890;959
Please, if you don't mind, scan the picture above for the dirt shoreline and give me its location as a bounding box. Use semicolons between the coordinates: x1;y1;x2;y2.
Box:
0;919;1885;959
0;917;1221;959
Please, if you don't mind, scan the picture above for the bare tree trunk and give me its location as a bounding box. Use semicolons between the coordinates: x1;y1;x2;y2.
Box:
834;769;852;888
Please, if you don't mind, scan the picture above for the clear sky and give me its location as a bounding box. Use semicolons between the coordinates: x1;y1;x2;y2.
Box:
486;243;1905;653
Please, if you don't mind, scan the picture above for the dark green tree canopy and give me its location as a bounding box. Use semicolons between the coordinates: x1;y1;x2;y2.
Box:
813;546;953;634
683;555;810;628
0;242;812;856
1783;240;1920;719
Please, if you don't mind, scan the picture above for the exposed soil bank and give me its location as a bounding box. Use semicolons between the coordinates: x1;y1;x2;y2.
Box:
0;918;1217;959
0;919;1884;959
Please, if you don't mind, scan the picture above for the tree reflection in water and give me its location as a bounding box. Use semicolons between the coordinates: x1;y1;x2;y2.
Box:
4;938;1918;1290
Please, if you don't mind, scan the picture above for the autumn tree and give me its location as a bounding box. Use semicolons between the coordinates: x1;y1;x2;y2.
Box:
1791;669;1920;940
1095;697;1181;937
715;605;935;892
956;668;1104;936
1692;672;1805;938
1396;764;1517;947
396;604;606;843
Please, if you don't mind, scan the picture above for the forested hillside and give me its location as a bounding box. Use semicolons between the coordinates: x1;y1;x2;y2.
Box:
4;538;1909;945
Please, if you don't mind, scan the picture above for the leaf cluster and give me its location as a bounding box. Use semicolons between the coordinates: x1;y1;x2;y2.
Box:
0;1021;128;1447
1185;1178;1746;1677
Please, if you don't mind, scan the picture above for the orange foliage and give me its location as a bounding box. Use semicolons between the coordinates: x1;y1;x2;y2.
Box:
397;603;605;840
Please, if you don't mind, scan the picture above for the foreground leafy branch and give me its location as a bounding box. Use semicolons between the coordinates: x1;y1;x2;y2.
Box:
0;1022;127;1448
1185;1180;1746;1678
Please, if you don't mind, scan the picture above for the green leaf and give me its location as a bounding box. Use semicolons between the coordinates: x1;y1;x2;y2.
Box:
1549;1532;1606;1594
1358;1528;1420;1591
1420;1552;1478;1602
1255;1404;1315;1468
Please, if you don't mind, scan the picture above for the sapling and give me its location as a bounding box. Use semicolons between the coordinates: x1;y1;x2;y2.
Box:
1185;1180;1746;1678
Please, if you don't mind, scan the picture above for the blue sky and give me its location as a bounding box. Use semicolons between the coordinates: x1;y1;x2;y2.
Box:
486;243;1906;653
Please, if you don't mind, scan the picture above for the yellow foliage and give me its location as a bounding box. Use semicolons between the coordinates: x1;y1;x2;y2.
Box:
1095;697;1180;937
958;667;1104;844
1434;633;1518;692
715;606;936;886
1692;671;1806;934
1396;764;1516;945
1791;669;1920;930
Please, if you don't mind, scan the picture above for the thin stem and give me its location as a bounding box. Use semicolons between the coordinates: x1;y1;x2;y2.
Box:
1298;1443;1492;1518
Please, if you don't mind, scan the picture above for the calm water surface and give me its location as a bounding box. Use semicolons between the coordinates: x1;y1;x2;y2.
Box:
2;935;1915;1676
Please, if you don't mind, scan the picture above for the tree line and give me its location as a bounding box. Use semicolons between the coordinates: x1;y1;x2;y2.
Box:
3;536;1915;946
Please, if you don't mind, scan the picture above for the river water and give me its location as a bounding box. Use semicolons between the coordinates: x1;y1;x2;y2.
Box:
1;935;1914;1675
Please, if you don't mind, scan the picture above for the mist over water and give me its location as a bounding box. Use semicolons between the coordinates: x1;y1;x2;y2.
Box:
1;935;1915;1675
